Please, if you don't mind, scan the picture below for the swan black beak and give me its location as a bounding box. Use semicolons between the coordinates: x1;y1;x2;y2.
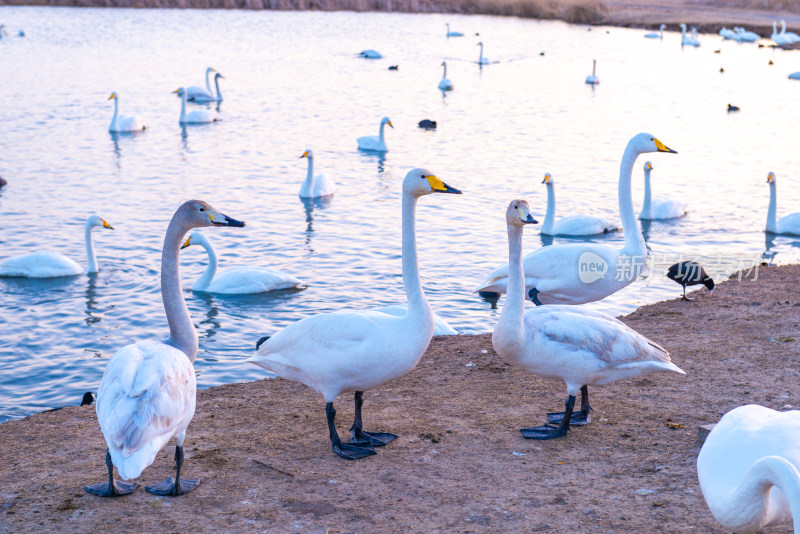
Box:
524;214;538;224
214;214;245;228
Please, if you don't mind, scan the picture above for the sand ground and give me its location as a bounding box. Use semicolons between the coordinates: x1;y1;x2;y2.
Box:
1;264;798;533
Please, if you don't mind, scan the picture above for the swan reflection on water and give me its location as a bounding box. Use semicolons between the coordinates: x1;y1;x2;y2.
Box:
763;233;800;263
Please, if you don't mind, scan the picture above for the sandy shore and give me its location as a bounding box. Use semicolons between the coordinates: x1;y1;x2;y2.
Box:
1;264;798;532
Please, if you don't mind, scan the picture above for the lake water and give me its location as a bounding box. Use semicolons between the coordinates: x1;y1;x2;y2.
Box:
1;6;799;422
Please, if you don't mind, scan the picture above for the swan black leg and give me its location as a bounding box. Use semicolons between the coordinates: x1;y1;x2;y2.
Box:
528;288;544;306
681;285;695;301
84;449;138;497
327;402;375;460
548;385;591;425
521;395;575;440
349;391;398;447
145;446;200;496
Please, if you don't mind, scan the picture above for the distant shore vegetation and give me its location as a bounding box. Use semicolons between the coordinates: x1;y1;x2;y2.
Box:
0;0;606;23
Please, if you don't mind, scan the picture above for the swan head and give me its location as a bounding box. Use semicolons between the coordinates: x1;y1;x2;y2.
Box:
172;88;185;97
631;133;677;155
541;173;552;184
381;116;394;128
681;23;686;30
300;149;314;159
644;161;654;171
87;214;114;230
178;200;245;229
107;92;118;101
441;61;447;67
660;24;666;30
403;168;461;197
767;171;775;184
181;230;211;250
506;199;538;227
214;73;225;81
207;67;217;74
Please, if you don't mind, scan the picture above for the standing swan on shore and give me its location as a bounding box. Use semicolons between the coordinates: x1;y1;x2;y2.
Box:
173;88;219;125
357;116;393;152
475;133;677;304
492;199;685;439
299;149;335;198
765;172;800;236
585;59;599;84
84;200;244;497
697;405;800;533
438;61;454;91
639;161;686;219
477;42;490;65
184;67;217;101
539;173;618;236
108;92;145;133
181;231;304;294
0;215;114;278
248;169;461;460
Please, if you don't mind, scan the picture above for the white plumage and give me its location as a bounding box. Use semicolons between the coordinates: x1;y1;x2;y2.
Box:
181;230;304;294
492;199;685;439
372;304;457;335
299;149;335;198
477;42;490;65
476;133;677;304
645;24;665;39
697;405;800;533
188;73;224;103
765;172;800;236
184;67;217;101
359;49;382;59
539;173;619;236
445;23;464;37
639;161;687;220
357;116;393;152
108;92;145;133
0;215;113;278
781;20;800;44
248;168;461;460
681;23;700;47
174;87;218;125
438;61;454;91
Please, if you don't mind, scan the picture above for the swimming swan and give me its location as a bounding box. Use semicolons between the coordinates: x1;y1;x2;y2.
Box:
371;304;457;335
492;199;685;439
735;27;761;42
781;20;800;44
765;172;800;236
681;23;700;47
359;49;382;59
475;133;677;304
173;88;219;125
540;173;618;236
248;168;461;460
0;215;113;278
585;59;599;84
181;231;304;294
299;149;335;198
108;92;145;133
357;116;393;152
477;42;490;65
719;27;737;40
772;21;793;46
188;73;224;103
639;161;687;220
446;23;463;37
697;404;800;533
438;61;454;91
84;200;244;497
184;67;217;101
645;24;665;39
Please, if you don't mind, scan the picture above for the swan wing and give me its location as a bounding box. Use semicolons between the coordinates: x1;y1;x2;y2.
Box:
118;115;144;132
312;174;336;197
96;340;196;480
777;212;800;235
373;304;457;335
0;251;82;278
185;85;213;99
651;199;687;219
206;266;304;294
553;215;618;236
185;110;215;124
357;135;384;151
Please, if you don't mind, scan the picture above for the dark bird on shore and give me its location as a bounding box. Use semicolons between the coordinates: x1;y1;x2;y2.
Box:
81;392;95;406
769;59;774;65
418;119;437;130
388;65;398;70
539;51;545;56
666;261;714;301
720;67;725;73
758;43;765;47
727;103;740;112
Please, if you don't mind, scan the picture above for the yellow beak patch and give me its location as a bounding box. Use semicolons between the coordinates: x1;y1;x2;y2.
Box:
102;219;114;229
654;138;677;153
426;175;448;192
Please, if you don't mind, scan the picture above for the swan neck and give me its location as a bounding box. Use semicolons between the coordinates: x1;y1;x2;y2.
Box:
379;122;386;144
401;193;431;320
592;60;596;75
161;213;198;362
619;143;645;256
497;223;526;348
205;69;212;93
85;221;99;273
110;98;119;129
180;90;187;122
767;181;777;232
542;182;556;234
195;238;217;291
641;168;652;218
442;63;447;79
214;76;222;99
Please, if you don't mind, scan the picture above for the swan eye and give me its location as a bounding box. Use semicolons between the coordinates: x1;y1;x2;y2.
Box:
199;208;205;212
514;205;518;209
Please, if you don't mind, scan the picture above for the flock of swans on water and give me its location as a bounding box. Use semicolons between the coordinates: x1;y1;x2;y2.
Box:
2;19;800;534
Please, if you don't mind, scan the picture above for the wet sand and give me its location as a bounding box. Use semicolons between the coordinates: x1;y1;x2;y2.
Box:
1;264;798;532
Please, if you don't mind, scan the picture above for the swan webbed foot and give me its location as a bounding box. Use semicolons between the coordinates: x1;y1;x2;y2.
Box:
520;424;569;440
547;409;591;426
333;439;377;460
528;288;544;306
84;479;138;497
680;295;695;301
351;429;398;446
145;477;200;496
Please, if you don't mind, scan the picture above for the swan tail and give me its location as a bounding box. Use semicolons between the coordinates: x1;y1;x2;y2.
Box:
108;437;165;480
475;276;507;294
